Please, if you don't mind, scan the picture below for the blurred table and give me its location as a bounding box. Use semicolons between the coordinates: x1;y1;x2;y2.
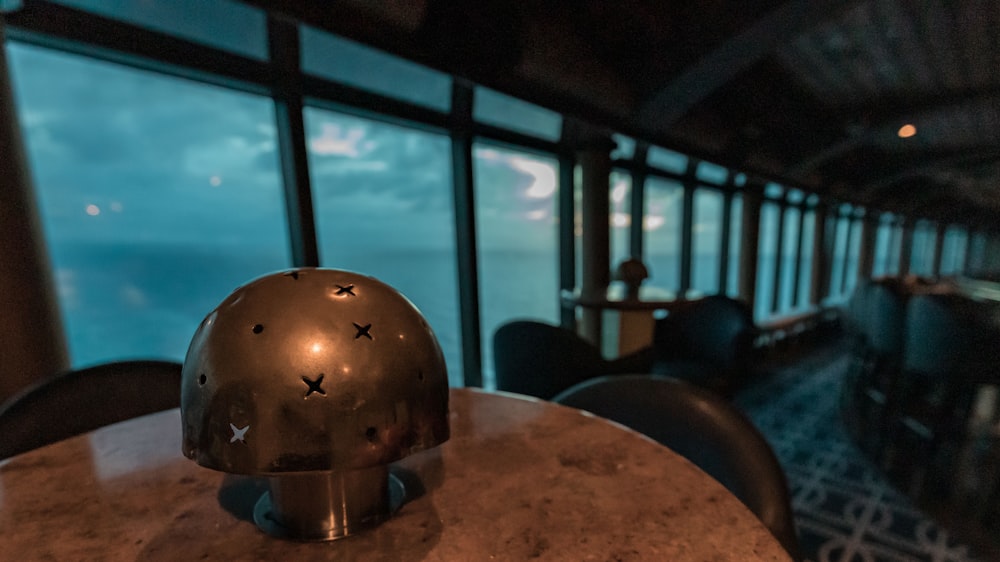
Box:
0;388;789;561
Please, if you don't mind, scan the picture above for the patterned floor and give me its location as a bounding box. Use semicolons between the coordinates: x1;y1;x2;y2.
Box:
735;345;993;562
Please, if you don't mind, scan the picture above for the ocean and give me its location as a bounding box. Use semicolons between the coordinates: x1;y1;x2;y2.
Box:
50;242;793;389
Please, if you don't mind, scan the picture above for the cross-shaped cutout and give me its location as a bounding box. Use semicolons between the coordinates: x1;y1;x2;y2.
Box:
353;322;373;340
230;423;249;443
302;374;326;397
335;284;356;296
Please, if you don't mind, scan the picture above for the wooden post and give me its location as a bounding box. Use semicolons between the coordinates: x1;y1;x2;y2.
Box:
0;22;70;402
573;124;614;347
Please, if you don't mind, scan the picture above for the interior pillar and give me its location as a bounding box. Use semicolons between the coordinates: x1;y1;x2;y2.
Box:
738;181;763;315
0;23;70;402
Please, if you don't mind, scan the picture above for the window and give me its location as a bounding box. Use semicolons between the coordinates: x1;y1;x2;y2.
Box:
610;171;633;269
726;195;742;298
872;218;892;277
8;42;289;366
49;0;268;59
827;214;850;303
304;107;463;386
755;202;780;321
300;25;452;112
776;207;800;313
473;88;562;141
644;177;683;294
796;210;815;309
691;189;723;296
647;146;687;175
474;144;560;389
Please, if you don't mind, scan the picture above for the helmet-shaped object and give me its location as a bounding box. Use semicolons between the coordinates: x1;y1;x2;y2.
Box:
180;268;450;540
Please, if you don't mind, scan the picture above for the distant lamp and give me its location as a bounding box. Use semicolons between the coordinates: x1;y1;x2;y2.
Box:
897;124;917;138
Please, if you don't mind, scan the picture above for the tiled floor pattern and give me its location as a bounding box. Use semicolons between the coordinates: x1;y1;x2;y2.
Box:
735;347;988;562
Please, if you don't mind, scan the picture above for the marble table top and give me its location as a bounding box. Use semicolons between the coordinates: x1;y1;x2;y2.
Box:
0;388;790;561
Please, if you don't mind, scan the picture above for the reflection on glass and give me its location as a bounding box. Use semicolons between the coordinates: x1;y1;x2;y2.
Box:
473;88;561;141
691;189;722;295
474;144;559;389
304;107;462;386
8;43;289;365
300;25;451;112
645;178;683;293
48;0;268;59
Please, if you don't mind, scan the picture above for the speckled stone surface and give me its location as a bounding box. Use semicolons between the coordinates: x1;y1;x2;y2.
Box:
0;388;790;561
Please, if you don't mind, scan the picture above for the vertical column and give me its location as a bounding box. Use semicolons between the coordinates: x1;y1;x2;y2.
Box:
573;123;614;346
449;81;483;387
738;181;763;313
809;202;831;306
269;18;319;268
718;183;734;296
0;22;70;401
679;160;697;299
857;211;877;282
628;142;649;261
965;228;983;276
839;210;857;296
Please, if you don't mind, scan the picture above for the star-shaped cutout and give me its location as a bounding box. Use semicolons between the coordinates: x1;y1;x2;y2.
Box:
229;423;249;443
302;374;326;397
335;284;356;296
353;322;373;340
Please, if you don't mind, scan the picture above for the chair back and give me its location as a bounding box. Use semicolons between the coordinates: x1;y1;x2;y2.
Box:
654;295;755;367
553;374;801;561
0;360;182;460
492;320;651;399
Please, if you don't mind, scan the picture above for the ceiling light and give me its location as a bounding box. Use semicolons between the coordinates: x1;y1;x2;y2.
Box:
897;124;916;138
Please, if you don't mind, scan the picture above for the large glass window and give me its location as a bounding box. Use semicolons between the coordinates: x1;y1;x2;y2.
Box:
48;0;268;59
691;189;723;296
827;214;850;303
610;171;633;269
474;144;559;389
473;88;562;141
872;218;892;277
8;42;289;366
726;195;743;298
300;25;452;112
644;178;683;295
796;210;815;309
755;202;780;321
842;217;863;297
304;108;462;386
776;207;801;313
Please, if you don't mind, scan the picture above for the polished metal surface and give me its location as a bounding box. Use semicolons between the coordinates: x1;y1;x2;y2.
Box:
180;267;449;540
253;467;405;541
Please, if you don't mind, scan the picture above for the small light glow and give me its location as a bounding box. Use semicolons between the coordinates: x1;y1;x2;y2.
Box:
209;175;223;186
310;342;323;354
611;212;631;228
897;124;917;138
85;204;100;216
109;201;123;212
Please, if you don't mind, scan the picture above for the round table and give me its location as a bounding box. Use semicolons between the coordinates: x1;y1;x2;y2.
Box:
0;388;790;560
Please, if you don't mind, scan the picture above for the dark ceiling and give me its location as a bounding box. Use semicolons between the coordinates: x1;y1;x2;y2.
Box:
258;0;1000;229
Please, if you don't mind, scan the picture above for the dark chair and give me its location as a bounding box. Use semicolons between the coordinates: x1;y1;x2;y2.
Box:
885;293;989;493
0;360;182;460
552;374;801;561
492;319;653;399
651;295;757;397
